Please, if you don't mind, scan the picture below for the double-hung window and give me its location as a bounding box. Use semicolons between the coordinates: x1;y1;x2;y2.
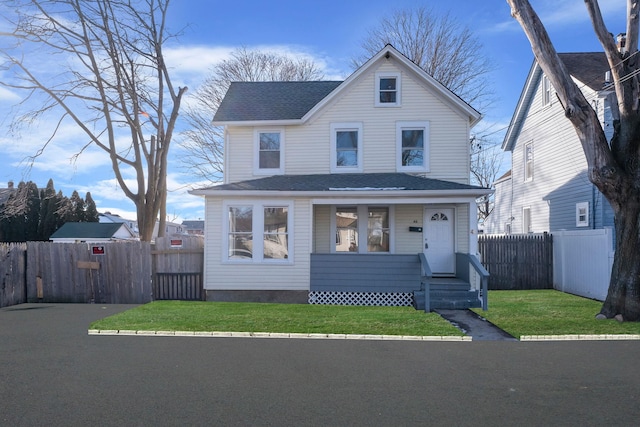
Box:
375;72;401;106
226;202;292;263
576;202;589;227
255;129;284;174
331;122;363;172
397;121;429;172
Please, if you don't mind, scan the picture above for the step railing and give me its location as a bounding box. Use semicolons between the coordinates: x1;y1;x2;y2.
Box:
414;253;432;312
455;253;489;310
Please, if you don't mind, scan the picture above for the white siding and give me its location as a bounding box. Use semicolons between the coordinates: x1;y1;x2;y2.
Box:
484;176;513;234
224;57;472;184
508;74;596;233
203;197;311;291
394;205;424;254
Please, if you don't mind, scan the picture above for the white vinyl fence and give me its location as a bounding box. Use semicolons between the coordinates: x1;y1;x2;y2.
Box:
553;229;615;301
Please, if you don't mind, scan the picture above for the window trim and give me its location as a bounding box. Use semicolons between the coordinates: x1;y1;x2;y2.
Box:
375;72;401;107
330;122;363;173
396;121;430;172
254;128;284;175
223;200;294;264
576;202;589;227
524;141;534;182
330;205;395;254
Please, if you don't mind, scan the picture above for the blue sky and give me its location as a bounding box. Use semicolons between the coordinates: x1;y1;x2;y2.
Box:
0;0;628;222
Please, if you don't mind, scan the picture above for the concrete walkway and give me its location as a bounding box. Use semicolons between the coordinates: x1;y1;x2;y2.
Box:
436;309;518;341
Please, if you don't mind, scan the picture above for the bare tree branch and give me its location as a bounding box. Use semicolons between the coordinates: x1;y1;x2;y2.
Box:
180;47;324;184
0;0;187;241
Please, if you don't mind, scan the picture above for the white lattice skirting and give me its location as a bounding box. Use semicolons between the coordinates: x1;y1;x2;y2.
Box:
308;291;413;306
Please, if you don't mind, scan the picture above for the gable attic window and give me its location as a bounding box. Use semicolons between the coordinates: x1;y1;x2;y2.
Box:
254;129;284;175
330;122;363;172
375;72;401;106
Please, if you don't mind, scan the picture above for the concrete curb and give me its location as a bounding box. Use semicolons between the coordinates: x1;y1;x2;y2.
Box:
520;334;640;341
87;329;472;341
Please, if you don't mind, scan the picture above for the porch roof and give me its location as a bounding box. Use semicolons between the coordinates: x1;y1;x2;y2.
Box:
190;173;491;198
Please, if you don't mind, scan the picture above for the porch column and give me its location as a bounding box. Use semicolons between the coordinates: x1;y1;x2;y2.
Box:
469;199;479;255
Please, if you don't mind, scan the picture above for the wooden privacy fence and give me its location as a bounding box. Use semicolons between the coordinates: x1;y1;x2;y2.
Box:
152;236;204;301
0;243;27;308
27;241;153;304
0;237;204;308
478;233;553;290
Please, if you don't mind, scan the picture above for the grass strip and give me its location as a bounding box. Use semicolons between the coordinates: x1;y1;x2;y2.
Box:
471;290;640;338
90;300;463;337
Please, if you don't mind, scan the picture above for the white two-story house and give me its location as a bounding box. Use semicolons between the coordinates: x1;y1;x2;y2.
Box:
485;52;615;235
191;45;491;309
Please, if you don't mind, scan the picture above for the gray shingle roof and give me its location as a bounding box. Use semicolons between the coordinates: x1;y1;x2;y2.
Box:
199;173;487;192
558;52;609;91
50;222;127;239
213;81;343;122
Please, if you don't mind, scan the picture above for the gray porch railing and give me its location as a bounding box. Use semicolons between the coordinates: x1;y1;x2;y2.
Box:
455;252;489;310
414;253;432;312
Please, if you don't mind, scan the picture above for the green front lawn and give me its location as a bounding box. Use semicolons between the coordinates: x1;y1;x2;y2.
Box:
90;300;463;336
471;290;640;338
90;291;640;339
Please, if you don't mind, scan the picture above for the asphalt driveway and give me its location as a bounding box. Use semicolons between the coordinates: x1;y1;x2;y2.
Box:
1;303;639;426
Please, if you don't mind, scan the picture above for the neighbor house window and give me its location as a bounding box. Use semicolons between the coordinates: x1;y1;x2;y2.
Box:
330;123;363;172
375;72;401;106
542;75;551;106
226;202;292;262
524;141;534;181
254;129;284;174
333;206;393;253
397;121;430;171
576;202;589;227
523;207;532;233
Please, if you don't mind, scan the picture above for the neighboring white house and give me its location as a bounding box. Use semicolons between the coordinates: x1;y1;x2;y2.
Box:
99;211;186;239
190;44;491;306
485;52;615;235
50;222;137;243
485;51;618;301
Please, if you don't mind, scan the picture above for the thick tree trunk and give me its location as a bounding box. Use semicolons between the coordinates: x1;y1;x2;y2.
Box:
600;198;640;320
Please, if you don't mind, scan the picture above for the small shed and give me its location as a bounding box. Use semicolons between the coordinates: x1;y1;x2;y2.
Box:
50;222;137;243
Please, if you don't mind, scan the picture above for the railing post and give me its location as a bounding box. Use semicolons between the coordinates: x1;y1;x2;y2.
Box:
418;253;432;313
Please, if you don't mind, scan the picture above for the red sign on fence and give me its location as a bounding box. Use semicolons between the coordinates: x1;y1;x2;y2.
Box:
92;246;105;255
170;239;183;248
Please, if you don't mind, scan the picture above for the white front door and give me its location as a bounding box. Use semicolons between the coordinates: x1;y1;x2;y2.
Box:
424;208;455;275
